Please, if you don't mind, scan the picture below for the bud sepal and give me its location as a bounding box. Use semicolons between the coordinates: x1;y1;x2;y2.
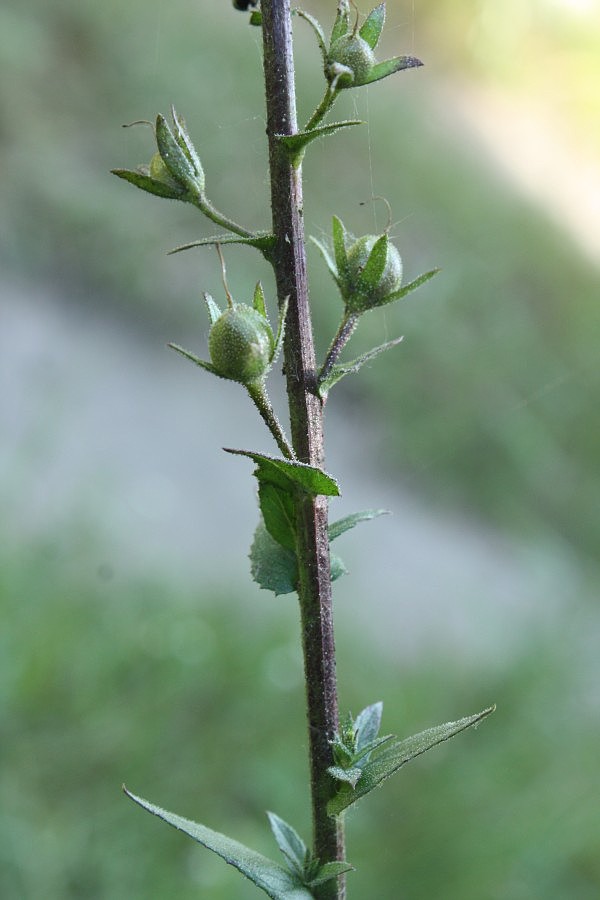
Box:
170;282;292;457
313;216;439;392
297;2;422;130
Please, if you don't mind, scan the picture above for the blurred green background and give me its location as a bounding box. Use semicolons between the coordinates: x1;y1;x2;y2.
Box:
2;0;599;897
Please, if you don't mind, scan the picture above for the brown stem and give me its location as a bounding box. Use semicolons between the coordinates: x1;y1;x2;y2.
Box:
260;2;345;896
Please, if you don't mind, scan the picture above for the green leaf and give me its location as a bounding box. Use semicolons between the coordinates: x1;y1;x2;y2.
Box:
318;337;404;398
329;509;389;542
277;121;362;166
167;343;221;377
273;296;289;362
249;10;262;26
360;55;423;86
168;232;276;257
155;114;201;195
354;701;383;750
258;482;297;551
308;861;354;888
327;765;363;789
310;236;339;285
111;168;185;200
356;233;388;294
350;733;394;766
224;449;340;498
250;519;297;596
378;267;440;305
332;216;348;275
204;292;222;326
293;9;327;58
253;281;267;319
330;0;351;45
359;2;385;50
267;812;307;878
170;106;205;190
327;706;495;816
123;788;314;899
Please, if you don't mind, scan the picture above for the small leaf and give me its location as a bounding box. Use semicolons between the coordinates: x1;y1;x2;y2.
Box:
378;267;440;306
356;234;388;295
155;114;200;194
249;10;262;26
167;343;221;377
329;552;347;582
258;482;297;551
250;519;297;595
330;0;351;45
332;216;348;275
354;701;383;750
273;296;289;362
267;812;307;878
359;3;385;50
308;861;354;888
253;281;267;319
123;789;314;900
360;55;423;86
224;449;340;498
293;9;328;58
327;706;495;816
204;293;222;326
310;236;340;285
168;232;276;257
350;733;394;766
171;105;205;189
318;337;404;398
277;121;362;166
327;765;363;789
329;510;389;542
111;168;185;200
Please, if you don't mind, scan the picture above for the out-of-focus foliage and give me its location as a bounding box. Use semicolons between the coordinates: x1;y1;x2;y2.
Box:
2;542;599;899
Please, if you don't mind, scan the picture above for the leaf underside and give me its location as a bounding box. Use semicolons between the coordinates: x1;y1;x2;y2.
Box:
328;706;495;816
225;449;340;498
277;121;362;164
250;520;298;595
318;337;404;398
168;232;276;256
111;168;184;200
123;788;314;900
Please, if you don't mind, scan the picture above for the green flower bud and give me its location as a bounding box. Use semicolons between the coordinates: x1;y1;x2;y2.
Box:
327;34;376;87
148;152;180;190
344;234;403;311
208;305;274;385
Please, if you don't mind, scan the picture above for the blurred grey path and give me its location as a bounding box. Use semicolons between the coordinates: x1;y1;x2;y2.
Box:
2;279;578;663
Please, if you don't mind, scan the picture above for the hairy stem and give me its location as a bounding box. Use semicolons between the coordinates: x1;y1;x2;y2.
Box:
261;2;345;896
305;86;340;131
193;195;255;239
319;312;359;383
246;381;295;460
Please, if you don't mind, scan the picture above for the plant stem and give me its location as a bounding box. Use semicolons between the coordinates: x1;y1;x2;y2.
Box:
193;195;255;239
305;86;339;131
246;381;295;460
319;312;359;383
261;2;345;897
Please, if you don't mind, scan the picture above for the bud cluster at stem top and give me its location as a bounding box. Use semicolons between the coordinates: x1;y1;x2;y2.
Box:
297;0;422;97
